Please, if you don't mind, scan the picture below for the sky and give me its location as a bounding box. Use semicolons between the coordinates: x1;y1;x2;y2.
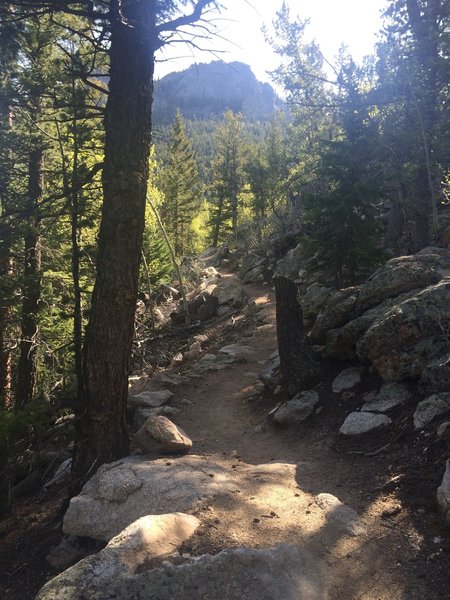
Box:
155;0;387;84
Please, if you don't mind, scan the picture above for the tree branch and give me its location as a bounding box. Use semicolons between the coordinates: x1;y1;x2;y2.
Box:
156;0;218;36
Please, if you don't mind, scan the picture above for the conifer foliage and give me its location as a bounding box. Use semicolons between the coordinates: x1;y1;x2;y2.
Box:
159;111;203;255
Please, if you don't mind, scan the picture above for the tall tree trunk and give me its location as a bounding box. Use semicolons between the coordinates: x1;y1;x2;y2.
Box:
0;227;12;409
0;89;14;409
212;194;224;247
70;115;83;402
72;0;156;486
275;275;320;393
16;147;43;408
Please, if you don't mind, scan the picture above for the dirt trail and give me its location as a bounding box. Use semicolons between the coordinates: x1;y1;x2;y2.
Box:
173;274;448;600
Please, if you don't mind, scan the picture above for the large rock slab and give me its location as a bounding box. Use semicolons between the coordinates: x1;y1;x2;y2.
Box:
273;391;320;425
413;394;450;429
63;455;240;541
134;416;192;455
355;254;441;313
315;493;366;537
326;290;419;360
357;280;450;381
361;382;411;413
38;543;328;600
37;513;200;600
339;412;392;436
437;459;450;526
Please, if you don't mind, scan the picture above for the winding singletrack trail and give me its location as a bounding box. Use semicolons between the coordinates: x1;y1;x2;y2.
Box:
173;274;448;600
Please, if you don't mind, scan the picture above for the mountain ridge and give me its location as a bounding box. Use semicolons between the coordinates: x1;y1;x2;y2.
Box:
153;60;283;124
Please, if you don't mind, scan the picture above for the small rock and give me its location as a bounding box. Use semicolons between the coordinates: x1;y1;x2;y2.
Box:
200;266;220;278
361;382;411;413
339;412;392;436
133;406;180;430
218;344;254;360
46;536;86;570
178;398;193;407
273;391;320;425
134;416;192;455
332;367;363;393
257;323;275;332
189;341;202;353
128;389;174;408
315;493;366;536
437;459;450;525
413;394;450;429
184;348;202;361
44;458;72;490
171;352;183;367
156;371;186;387
194;334;209;344
437;421;450;441
259;356;280;391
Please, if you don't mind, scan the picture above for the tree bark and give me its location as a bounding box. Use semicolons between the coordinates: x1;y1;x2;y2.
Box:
0;227;12;409
16;147;43;408
72;0;156;486
0;59;14;409
275;275;320;393
70;113;83;402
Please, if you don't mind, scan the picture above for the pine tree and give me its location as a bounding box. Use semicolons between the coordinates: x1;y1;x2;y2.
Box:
209;111;246;245
159;111;202;255
376;0;449;250
304;58;385;286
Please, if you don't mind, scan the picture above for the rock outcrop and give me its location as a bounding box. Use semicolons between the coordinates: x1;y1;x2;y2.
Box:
356;279;450;381
354;254;441;313
37;513;200;600
63;455;240;541
38;543;328;600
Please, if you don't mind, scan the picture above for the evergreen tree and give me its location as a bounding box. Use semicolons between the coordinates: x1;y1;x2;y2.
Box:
376;0;449;250
0;4;20;409
159;111;202;255
209;111;246;245
304;58;385;286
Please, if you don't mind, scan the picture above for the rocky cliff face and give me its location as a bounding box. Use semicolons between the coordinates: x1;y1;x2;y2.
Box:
153;61;283;124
